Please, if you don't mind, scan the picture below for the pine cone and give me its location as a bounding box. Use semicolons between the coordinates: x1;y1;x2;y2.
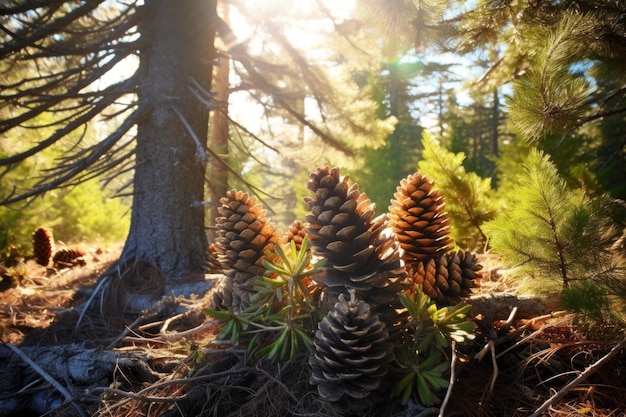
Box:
305;167;409;328
52;248;86;269
310;290;393;411
409;258;446;302
388;173;453;264
279;220;308;252
448;250;481;298
213;190;280;310
410;250;481;304
32;226;55;266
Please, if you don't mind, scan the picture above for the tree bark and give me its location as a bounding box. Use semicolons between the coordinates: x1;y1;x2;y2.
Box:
208;2;230;243
122;0;218;282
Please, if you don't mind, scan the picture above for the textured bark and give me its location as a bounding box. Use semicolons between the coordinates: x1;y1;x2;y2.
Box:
121;0;217;282
208;2;230;242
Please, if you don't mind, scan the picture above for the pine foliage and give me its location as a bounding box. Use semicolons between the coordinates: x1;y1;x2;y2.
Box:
417;134;495;251
483;149;625;323
508;12;593;141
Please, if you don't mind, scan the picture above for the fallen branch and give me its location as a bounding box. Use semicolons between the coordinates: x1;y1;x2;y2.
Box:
5;343;88;417
528;333;626;417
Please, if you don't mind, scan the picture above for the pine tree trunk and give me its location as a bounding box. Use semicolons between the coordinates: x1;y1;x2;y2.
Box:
208;2;230;242
122;0;217;282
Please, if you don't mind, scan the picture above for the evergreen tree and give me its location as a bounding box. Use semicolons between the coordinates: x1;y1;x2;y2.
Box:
364;0;626;200
1;1;217;287
0;1;391;302
458;2;626;199
483;149;623;295
355;60;424;211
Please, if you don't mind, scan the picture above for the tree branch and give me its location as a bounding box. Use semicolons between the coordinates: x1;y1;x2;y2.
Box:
0;105;144;205
0;76;138;169
0;1;103;58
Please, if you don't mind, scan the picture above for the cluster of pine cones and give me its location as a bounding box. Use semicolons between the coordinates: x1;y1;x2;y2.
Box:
32;226;86;269
211;167;482;413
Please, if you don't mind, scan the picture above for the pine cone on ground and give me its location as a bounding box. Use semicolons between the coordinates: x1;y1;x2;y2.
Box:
410;250;481;304
213;190;280;311
310;290;393;412
33;226;55;266
447;250;481;297
388;173;453;264
52;248;86;269
304;166;409;329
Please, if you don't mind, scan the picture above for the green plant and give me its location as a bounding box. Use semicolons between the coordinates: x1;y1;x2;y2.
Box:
484;149;625;325
206;238;325;362
392;288;476;405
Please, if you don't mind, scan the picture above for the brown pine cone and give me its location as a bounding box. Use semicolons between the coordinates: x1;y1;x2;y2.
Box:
213;190;280;310
52;248;86;269
309;290;393;412
305;167;409;329
32;226;55;266
388;172;453;264
279;220;308;252
410;250;481;304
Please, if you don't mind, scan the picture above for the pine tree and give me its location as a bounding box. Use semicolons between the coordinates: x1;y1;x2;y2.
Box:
483;149;625;323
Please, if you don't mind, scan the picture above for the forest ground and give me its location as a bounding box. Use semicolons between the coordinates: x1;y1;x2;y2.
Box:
0;246;625;417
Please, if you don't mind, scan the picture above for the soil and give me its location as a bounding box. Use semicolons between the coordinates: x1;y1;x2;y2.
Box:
1;248;625;417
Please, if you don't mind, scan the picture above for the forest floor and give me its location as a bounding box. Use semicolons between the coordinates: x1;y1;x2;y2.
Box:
0;246;625;417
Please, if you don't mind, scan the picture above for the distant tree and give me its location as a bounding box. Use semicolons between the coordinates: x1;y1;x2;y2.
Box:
220;1;395;225
355;60;424;211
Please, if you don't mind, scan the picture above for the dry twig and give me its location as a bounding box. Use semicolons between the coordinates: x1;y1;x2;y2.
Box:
528;333;626;417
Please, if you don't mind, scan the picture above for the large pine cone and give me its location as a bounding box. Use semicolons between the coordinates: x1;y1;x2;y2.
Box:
32;227;55;267
410;250;481;304
213;190;280;310
310;290;393;411
388;173;453;264
52;248;86;269
304;167;408;328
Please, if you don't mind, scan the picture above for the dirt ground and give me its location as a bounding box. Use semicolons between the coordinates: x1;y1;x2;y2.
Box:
1;248;625;417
